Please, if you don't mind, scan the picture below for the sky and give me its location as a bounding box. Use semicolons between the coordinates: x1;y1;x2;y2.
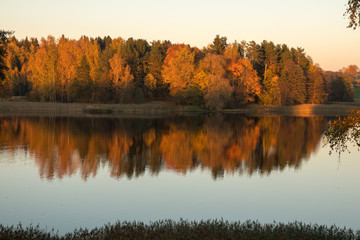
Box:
1;0;360;71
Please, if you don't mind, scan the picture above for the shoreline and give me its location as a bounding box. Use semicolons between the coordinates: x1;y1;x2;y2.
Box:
223;102;360;116
0;101;359;117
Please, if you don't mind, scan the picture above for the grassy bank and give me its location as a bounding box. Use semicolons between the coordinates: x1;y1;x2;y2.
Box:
0;100;359;117
0;220;359;240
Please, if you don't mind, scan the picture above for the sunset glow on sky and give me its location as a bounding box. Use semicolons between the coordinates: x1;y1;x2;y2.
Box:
1;0;360;71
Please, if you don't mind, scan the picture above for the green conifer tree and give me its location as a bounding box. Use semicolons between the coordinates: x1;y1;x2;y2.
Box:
69;55;92;102
209;35;227;55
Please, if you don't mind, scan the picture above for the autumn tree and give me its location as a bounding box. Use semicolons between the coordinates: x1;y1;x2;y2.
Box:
197;53;232;109
78;36;101;101
162;44;197;103
197;53;226;85
0;30;14;97
57;36;80;102
78;37;100;80
43;36;59;102
28;36;58;101
109;53;134;102
205;75;233;109
227;58;262;105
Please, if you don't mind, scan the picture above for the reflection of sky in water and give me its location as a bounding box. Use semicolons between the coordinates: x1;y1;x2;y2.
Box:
0;143;359;234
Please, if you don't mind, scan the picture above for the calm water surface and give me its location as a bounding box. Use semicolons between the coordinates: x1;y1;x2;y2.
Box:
0;115;359;234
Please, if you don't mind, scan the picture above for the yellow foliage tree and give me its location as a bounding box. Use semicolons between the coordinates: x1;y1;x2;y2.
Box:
28;36;58;101
109;53;134;102
197;53;232;109
161;44;196;101
260;69;280;105
57;36;80;102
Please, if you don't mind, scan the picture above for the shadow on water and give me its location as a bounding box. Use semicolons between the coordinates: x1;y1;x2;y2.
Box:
0;114;329;180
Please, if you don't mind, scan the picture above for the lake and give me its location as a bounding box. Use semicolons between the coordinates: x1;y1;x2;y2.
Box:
0;114;359;234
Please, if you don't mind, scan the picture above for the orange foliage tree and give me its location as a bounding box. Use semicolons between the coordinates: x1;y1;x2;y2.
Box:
161;44;197;103
227;58;262;105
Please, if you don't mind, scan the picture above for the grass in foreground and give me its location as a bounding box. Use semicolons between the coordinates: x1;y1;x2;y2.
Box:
0;220;359;240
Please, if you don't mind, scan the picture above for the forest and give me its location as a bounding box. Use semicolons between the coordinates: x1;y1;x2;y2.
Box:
0;33;359;109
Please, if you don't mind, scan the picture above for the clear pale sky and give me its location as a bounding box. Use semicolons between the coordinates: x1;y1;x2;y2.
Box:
1;0;359;71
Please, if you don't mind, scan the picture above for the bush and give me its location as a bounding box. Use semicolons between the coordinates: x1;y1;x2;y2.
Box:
1;220;358;240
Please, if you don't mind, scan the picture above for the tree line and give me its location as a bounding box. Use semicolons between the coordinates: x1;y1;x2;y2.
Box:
0;33;359;108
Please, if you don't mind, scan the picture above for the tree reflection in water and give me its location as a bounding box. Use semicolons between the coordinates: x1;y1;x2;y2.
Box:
0;115;328;180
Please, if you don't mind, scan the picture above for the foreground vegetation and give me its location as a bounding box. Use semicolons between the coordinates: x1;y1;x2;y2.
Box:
1;220;359;240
